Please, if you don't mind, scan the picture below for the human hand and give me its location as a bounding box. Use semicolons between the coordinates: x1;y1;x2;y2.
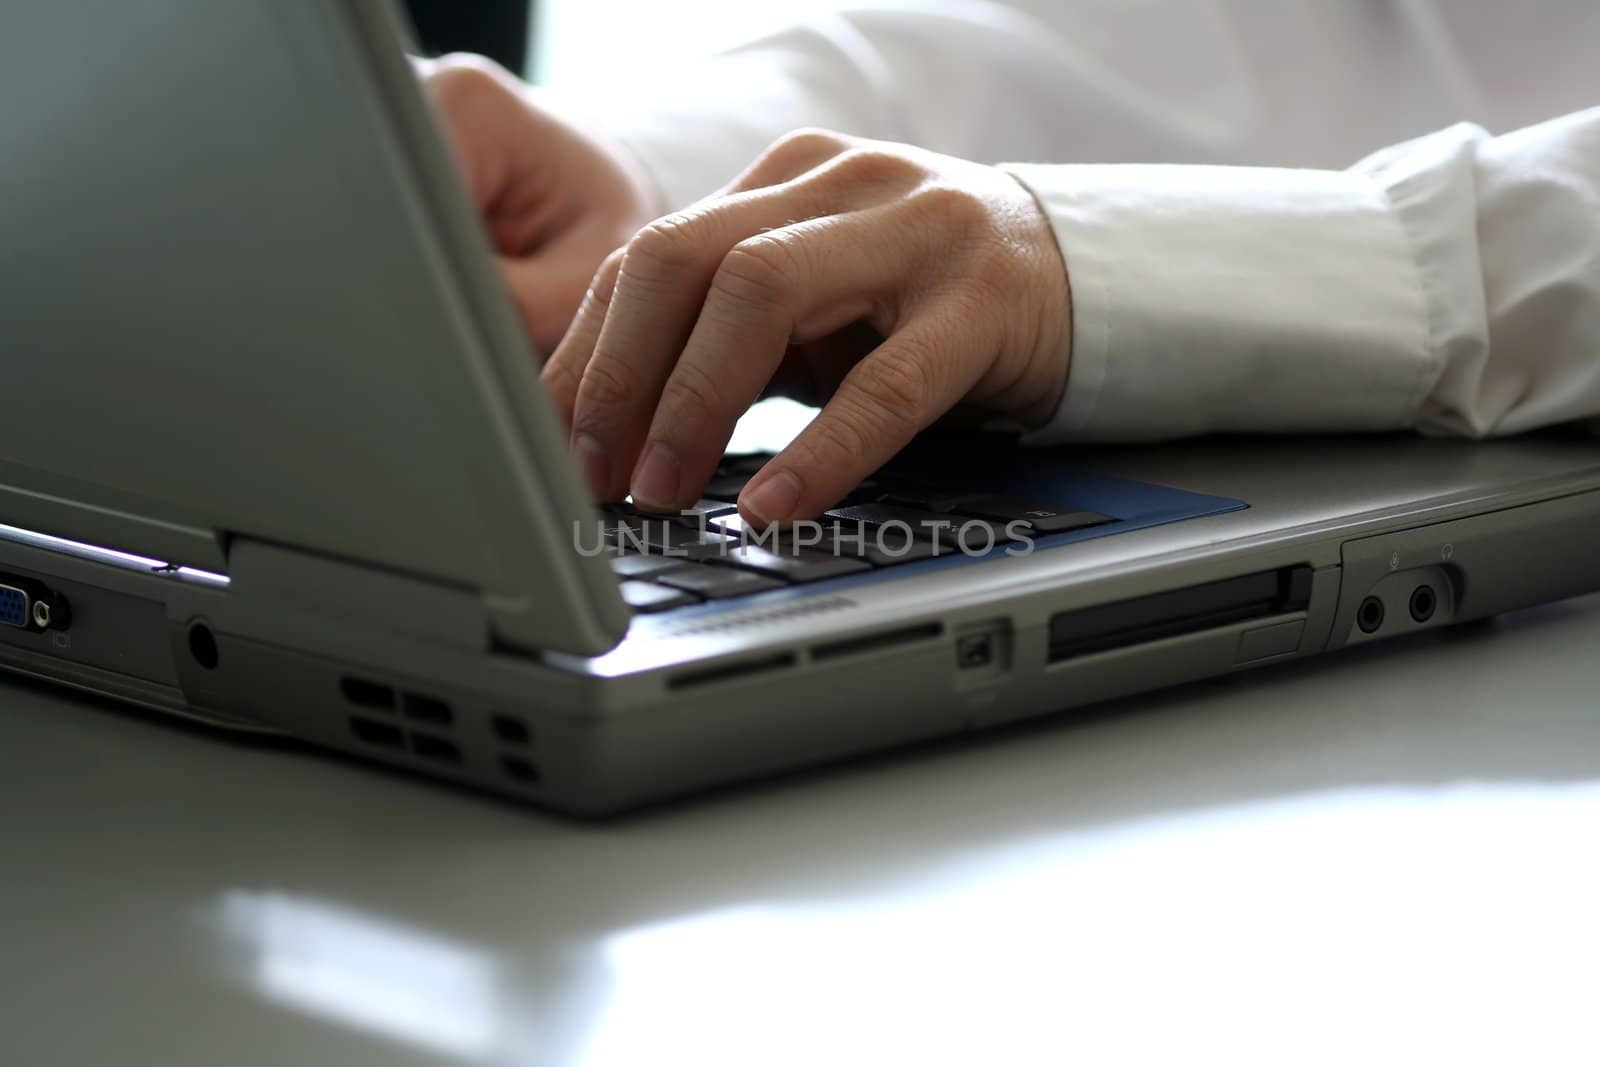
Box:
416;54;659;352
543;129;1072;525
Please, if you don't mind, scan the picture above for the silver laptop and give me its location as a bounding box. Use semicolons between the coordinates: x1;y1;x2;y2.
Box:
4;0;1600;814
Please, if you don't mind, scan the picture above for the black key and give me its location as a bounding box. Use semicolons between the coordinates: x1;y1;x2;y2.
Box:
710;513;853;552
673;498;738;524
706;513;760;538
600;511;650;542
657;568;785;600
707;471;880;506
660;525;738;558
600;500;661;524
577;515;626;554
816;519;951;566
618;580;698;613
705;513;804;546
949;495;1114;535
718;452;775;475
702;474;752;502
824;502;964;545
823;502;1018;548
615;518;735;558
835;478;886;506
875;483;969;512
602;505;730;553
718;544;872;583
602;498;678;518
710;512;852;541
604;497;735;527
610;554;696;580
715;513;953;567
859;536;951;567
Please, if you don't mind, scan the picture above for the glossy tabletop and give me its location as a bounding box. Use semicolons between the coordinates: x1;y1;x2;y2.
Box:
7;594;1600;1066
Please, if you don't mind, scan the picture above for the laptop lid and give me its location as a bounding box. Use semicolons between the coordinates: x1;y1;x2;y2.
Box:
0;0;629;654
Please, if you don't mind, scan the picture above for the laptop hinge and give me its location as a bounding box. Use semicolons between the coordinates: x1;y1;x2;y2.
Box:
225;537;490;652
0;474;227;571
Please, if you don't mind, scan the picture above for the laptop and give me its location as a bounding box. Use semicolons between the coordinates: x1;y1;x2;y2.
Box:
3;0;1599;815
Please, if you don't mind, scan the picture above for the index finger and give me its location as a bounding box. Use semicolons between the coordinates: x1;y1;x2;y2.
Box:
738;312;987;525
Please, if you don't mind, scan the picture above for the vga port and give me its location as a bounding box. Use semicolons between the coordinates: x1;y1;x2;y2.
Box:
0;584;28;628
0;575;70;632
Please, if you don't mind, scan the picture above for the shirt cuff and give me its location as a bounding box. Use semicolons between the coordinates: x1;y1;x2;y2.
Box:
1001;162;1431;442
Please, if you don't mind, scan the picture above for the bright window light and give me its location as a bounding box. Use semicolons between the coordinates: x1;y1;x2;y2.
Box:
534;0;844;87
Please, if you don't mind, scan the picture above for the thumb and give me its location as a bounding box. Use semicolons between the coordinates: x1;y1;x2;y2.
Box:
497;243;607;354
418;56;527;213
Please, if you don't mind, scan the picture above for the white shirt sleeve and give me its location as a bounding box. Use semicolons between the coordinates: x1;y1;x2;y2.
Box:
1005;108;1600;441
570;0;1600;441
579;0;1216;212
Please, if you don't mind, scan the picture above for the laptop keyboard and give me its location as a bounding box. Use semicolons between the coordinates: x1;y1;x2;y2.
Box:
597;452;1115;614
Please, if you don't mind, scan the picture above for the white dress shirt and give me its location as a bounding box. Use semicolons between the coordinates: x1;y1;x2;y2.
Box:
583;0;1600;441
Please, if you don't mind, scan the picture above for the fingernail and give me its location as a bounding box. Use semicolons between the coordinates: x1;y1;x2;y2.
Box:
741;469;803;525
630;441;682;510
574;433;610;500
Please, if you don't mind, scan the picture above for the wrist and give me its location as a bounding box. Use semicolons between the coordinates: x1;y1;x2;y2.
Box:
1005;171;1074;431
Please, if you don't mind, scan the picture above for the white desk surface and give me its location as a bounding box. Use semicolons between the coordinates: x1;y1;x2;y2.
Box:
6;594;1600;1067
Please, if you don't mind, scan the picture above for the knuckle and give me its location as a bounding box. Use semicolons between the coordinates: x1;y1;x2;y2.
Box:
764;127;850;166
661;359;727;423
852;348;936;426
712;237;802;313
624;213;705;276
939;280;998;325
900;183;1016;305
907;182;990;231
960;237;1021;310
971;242;1019;302
588;248;626;303
424;55;506;108
924;246;1013;320
803;405;877;472
575;357;637;415
826;146;921;189
539;356;581;401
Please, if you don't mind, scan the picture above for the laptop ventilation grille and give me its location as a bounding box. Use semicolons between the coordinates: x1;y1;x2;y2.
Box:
491;713;540;787
662;596;856;637
340;676;541;788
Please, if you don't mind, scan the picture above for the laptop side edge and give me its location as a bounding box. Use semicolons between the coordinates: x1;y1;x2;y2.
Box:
0;0;627;656
331;0;633;653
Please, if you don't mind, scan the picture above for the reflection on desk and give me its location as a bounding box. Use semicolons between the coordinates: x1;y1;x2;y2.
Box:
6;594;1600;1066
